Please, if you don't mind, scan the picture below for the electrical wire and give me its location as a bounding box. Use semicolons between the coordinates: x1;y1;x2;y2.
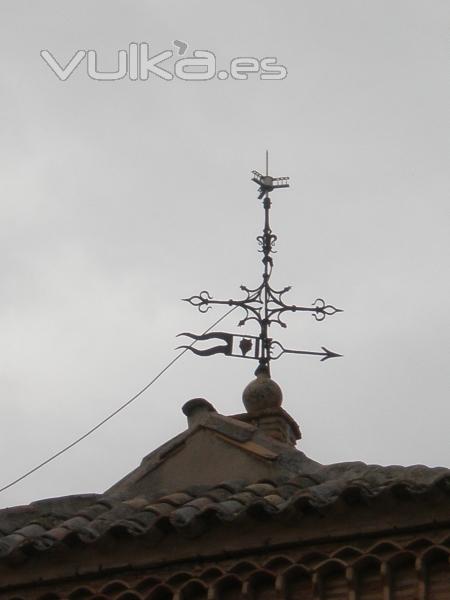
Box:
0;306;237;495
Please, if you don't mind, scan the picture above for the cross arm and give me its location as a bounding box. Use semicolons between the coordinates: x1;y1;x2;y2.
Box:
182;290;263;323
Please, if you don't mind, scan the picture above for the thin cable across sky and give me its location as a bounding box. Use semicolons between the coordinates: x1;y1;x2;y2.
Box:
0;306;237;495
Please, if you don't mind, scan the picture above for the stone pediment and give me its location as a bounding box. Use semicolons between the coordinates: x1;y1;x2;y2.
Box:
106;398;314;501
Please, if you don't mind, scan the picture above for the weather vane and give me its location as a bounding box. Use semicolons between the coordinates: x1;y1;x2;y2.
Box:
178;152;342;375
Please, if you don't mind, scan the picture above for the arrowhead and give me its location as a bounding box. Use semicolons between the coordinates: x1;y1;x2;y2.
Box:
320;347;342;361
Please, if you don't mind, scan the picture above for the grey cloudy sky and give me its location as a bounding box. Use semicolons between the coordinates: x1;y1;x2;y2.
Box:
0;1;448;509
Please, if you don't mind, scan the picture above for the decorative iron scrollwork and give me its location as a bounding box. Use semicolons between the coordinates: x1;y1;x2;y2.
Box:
180;156;342;372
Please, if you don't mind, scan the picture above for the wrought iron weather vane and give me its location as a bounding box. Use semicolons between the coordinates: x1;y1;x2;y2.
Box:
178;153;342;375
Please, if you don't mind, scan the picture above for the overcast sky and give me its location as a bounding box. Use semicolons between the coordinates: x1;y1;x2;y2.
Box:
0;1;449;509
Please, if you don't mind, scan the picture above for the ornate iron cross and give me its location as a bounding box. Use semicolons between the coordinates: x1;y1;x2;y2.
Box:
178;154;342;374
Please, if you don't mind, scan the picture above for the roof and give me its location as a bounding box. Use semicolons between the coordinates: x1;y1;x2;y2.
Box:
1;397;449;561
0;465;448;560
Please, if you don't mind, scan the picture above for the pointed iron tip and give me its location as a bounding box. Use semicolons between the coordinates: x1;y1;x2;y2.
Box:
321;347;343;361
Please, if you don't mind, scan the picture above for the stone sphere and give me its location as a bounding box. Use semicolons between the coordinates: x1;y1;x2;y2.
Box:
242;371;283;413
